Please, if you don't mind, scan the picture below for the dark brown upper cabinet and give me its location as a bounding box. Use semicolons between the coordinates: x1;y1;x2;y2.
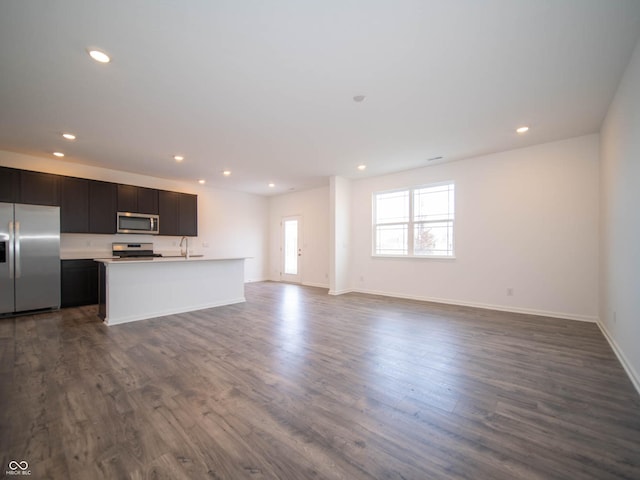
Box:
60;176;89;233
89;180;117;234
0;167;20;203
178;193;198;237
1;166;195;236
158;190;180;236
117;184;159;214
117;184;137;212
137;187;159;214
20;170;60;206
158;190;197;237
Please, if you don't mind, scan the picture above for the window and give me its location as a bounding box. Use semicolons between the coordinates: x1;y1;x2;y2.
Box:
373;182;455;257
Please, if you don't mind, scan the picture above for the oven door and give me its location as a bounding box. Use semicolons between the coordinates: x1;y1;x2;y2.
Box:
117;212;159;234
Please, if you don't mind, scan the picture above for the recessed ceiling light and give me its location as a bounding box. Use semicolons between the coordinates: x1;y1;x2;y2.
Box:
268;183;275;188
62;133;76;140
174;155;184;162
198;179;206;184
516;126;529;134
53;152;65;157
353;95;366;103
222;170;231;176
357;164;366;171
88;49;111;63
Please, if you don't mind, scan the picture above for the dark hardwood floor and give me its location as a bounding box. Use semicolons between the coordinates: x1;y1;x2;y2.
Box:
1;282;639;479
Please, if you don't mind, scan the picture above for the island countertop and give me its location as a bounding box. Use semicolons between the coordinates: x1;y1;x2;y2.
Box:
95;255;248;264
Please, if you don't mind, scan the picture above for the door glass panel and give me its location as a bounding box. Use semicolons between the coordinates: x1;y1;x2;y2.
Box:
284;219;298;275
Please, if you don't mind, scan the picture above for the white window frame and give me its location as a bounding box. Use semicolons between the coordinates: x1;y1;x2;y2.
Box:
372;181;455;259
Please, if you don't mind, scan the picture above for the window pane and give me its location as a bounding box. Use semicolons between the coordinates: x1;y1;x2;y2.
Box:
414;184;454;222
376;191;409;224
414;221;453;256
376;224;408;255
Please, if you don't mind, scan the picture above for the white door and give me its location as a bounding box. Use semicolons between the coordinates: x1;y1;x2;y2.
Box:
281;216;302;283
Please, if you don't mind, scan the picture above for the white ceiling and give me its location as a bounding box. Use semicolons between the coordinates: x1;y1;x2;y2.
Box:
1;0;640;195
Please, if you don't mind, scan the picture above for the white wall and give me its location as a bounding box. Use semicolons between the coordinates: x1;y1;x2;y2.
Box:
349;135;600;321
600;37;640;390
268;186;330;287
329;176;351;295
0;150;269;282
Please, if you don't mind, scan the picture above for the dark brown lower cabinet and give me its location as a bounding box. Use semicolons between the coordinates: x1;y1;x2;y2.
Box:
61;260;98;307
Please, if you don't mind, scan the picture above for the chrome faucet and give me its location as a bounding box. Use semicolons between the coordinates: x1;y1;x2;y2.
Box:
179;236;189;258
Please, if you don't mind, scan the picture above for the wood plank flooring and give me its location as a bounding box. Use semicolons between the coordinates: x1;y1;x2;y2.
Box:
1;281;639;479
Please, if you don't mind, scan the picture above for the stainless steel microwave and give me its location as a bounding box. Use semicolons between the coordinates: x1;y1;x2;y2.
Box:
117;212;160;234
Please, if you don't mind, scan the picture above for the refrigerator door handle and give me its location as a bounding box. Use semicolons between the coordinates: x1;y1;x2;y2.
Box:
8;221;14;279
14;221;21;279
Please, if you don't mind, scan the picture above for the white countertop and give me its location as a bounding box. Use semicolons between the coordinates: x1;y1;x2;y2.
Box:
95;256;247;264
60;250;207;260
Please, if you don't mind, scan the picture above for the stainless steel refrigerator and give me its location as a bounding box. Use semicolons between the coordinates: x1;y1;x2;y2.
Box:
0;203;60;315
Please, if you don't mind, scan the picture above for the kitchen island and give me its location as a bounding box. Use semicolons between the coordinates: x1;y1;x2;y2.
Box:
95;256;246;325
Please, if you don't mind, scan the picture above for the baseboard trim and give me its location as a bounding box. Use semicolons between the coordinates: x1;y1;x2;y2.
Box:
303;281;329;289
349;287;598;323
245;277;269;283
104;297;246;326
328;288;353;296
597;321;640;395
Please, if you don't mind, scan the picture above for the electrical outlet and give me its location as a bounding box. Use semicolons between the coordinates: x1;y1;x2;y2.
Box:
202;242;209;248
507;288;514;296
